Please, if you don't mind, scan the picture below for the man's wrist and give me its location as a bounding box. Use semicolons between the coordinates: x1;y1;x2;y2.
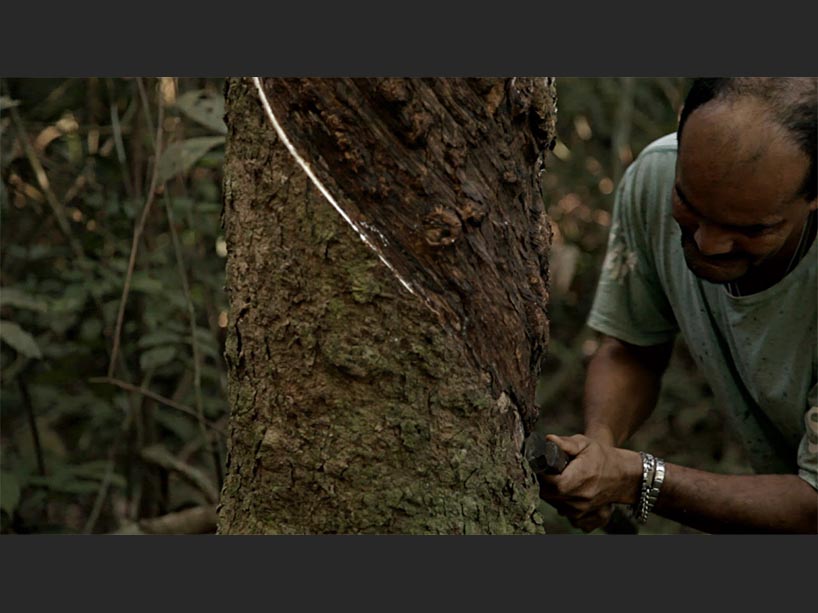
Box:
614;448;644;506
584;425;616;447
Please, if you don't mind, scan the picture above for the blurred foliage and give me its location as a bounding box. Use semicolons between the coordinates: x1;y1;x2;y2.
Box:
1;78;228;533
0;78;751;535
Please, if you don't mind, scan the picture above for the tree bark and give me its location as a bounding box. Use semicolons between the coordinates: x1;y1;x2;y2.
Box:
218;78;556;534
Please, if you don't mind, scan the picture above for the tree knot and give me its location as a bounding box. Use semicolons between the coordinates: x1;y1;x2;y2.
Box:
423;207;462;248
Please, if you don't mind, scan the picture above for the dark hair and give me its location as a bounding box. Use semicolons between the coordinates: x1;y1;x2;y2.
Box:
677;78;817;201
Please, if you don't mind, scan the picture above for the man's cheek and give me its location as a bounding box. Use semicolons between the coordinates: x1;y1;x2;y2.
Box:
736;238;780;262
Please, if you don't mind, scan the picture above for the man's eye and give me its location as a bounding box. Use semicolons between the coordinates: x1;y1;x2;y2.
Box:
742;226;770;237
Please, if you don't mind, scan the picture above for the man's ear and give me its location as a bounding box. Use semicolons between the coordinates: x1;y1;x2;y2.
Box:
809;197;818;212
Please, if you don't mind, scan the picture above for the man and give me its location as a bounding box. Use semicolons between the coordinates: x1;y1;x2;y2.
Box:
538;78;817;533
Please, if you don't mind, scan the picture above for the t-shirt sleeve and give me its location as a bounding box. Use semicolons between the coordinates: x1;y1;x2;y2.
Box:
587;152;679;346
796;383;818;490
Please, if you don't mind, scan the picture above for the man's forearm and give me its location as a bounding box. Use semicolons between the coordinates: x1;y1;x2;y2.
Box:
555;336;816;534
653;465;818;534
603;450;818;533
583;336;673;446
541;434;818;534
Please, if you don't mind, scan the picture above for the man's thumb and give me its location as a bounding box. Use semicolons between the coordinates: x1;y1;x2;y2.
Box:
545;433;587;457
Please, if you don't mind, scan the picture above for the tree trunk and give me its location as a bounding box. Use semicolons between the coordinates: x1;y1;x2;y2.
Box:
218;78;557;534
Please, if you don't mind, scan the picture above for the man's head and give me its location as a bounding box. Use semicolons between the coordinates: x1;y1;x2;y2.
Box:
673;78;817;285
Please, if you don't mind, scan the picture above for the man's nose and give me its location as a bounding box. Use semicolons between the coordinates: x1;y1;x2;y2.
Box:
694;223;734;256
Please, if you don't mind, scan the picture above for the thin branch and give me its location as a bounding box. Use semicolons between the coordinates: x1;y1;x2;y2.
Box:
132;76;222;487
83;419;130;534
164;192;224;489
89;376;225;436
2;354;29;386
107;78;135;201
18;375;46;476
111;505;217;535
83;450;118;534
136;78;156;149
107;92;165;377
140;444;219;504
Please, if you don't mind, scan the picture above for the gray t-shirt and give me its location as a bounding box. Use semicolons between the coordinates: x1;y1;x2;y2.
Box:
587;133;818;489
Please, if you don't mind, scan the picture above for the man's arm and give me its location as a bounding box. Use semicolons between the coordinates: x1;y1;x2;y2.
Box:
582;334;673;446
540;435;818;533
655;465;818;533
538;333;670;531
539;334;818;533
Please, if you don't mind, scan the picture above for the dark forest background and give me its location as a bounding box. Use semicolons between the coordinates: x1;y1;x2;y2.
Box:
0;78;750;534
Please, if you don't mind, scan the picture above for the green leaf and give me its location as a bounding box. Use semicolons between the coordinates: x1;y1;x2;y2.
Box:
0;287;49;312
28;476;103;495
50;284;87;314
171;197;195;217
131;273;164;294
138;330;184;349
196;202;222;215
6;244;53;260
66;461;119;482
155;410;197;441
1;471;21;516
163;288;189;312
203;395;228;418
0;320;42;358
27;462;126;495
174;90;227;135
139;345;177;371
157;136;225;183
193;327;220;360
79;318;104;342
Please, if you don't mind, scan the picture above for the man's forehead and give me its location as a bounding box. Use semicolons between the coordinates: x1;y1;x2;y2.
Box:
673;176;787;227
676;101;809;218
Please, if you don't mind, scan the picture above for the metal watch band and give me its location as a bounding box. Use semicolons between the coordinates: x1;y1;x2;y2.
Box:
644;457;666;517
632;453;665;524
634;452;655;524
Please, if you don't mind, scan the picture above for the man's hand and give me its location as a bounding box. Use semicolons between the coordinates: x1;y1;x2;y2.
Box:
537;434;642;532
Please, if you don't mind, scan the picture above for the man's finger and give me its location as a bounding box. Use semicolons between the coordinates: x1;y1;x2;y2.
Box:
570;505;614;533
545;433;589;457
538;478;572;502
574;515;609;533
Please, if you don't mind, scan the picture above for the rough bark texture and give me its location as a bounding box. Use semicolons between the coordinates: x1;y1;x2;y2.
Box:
218;78;557;534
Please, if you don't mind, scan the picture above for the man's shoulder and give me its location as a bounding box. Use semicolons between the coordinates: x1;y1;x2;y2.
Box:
626;133;678;183
638;132;678;158
618;133;678;221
